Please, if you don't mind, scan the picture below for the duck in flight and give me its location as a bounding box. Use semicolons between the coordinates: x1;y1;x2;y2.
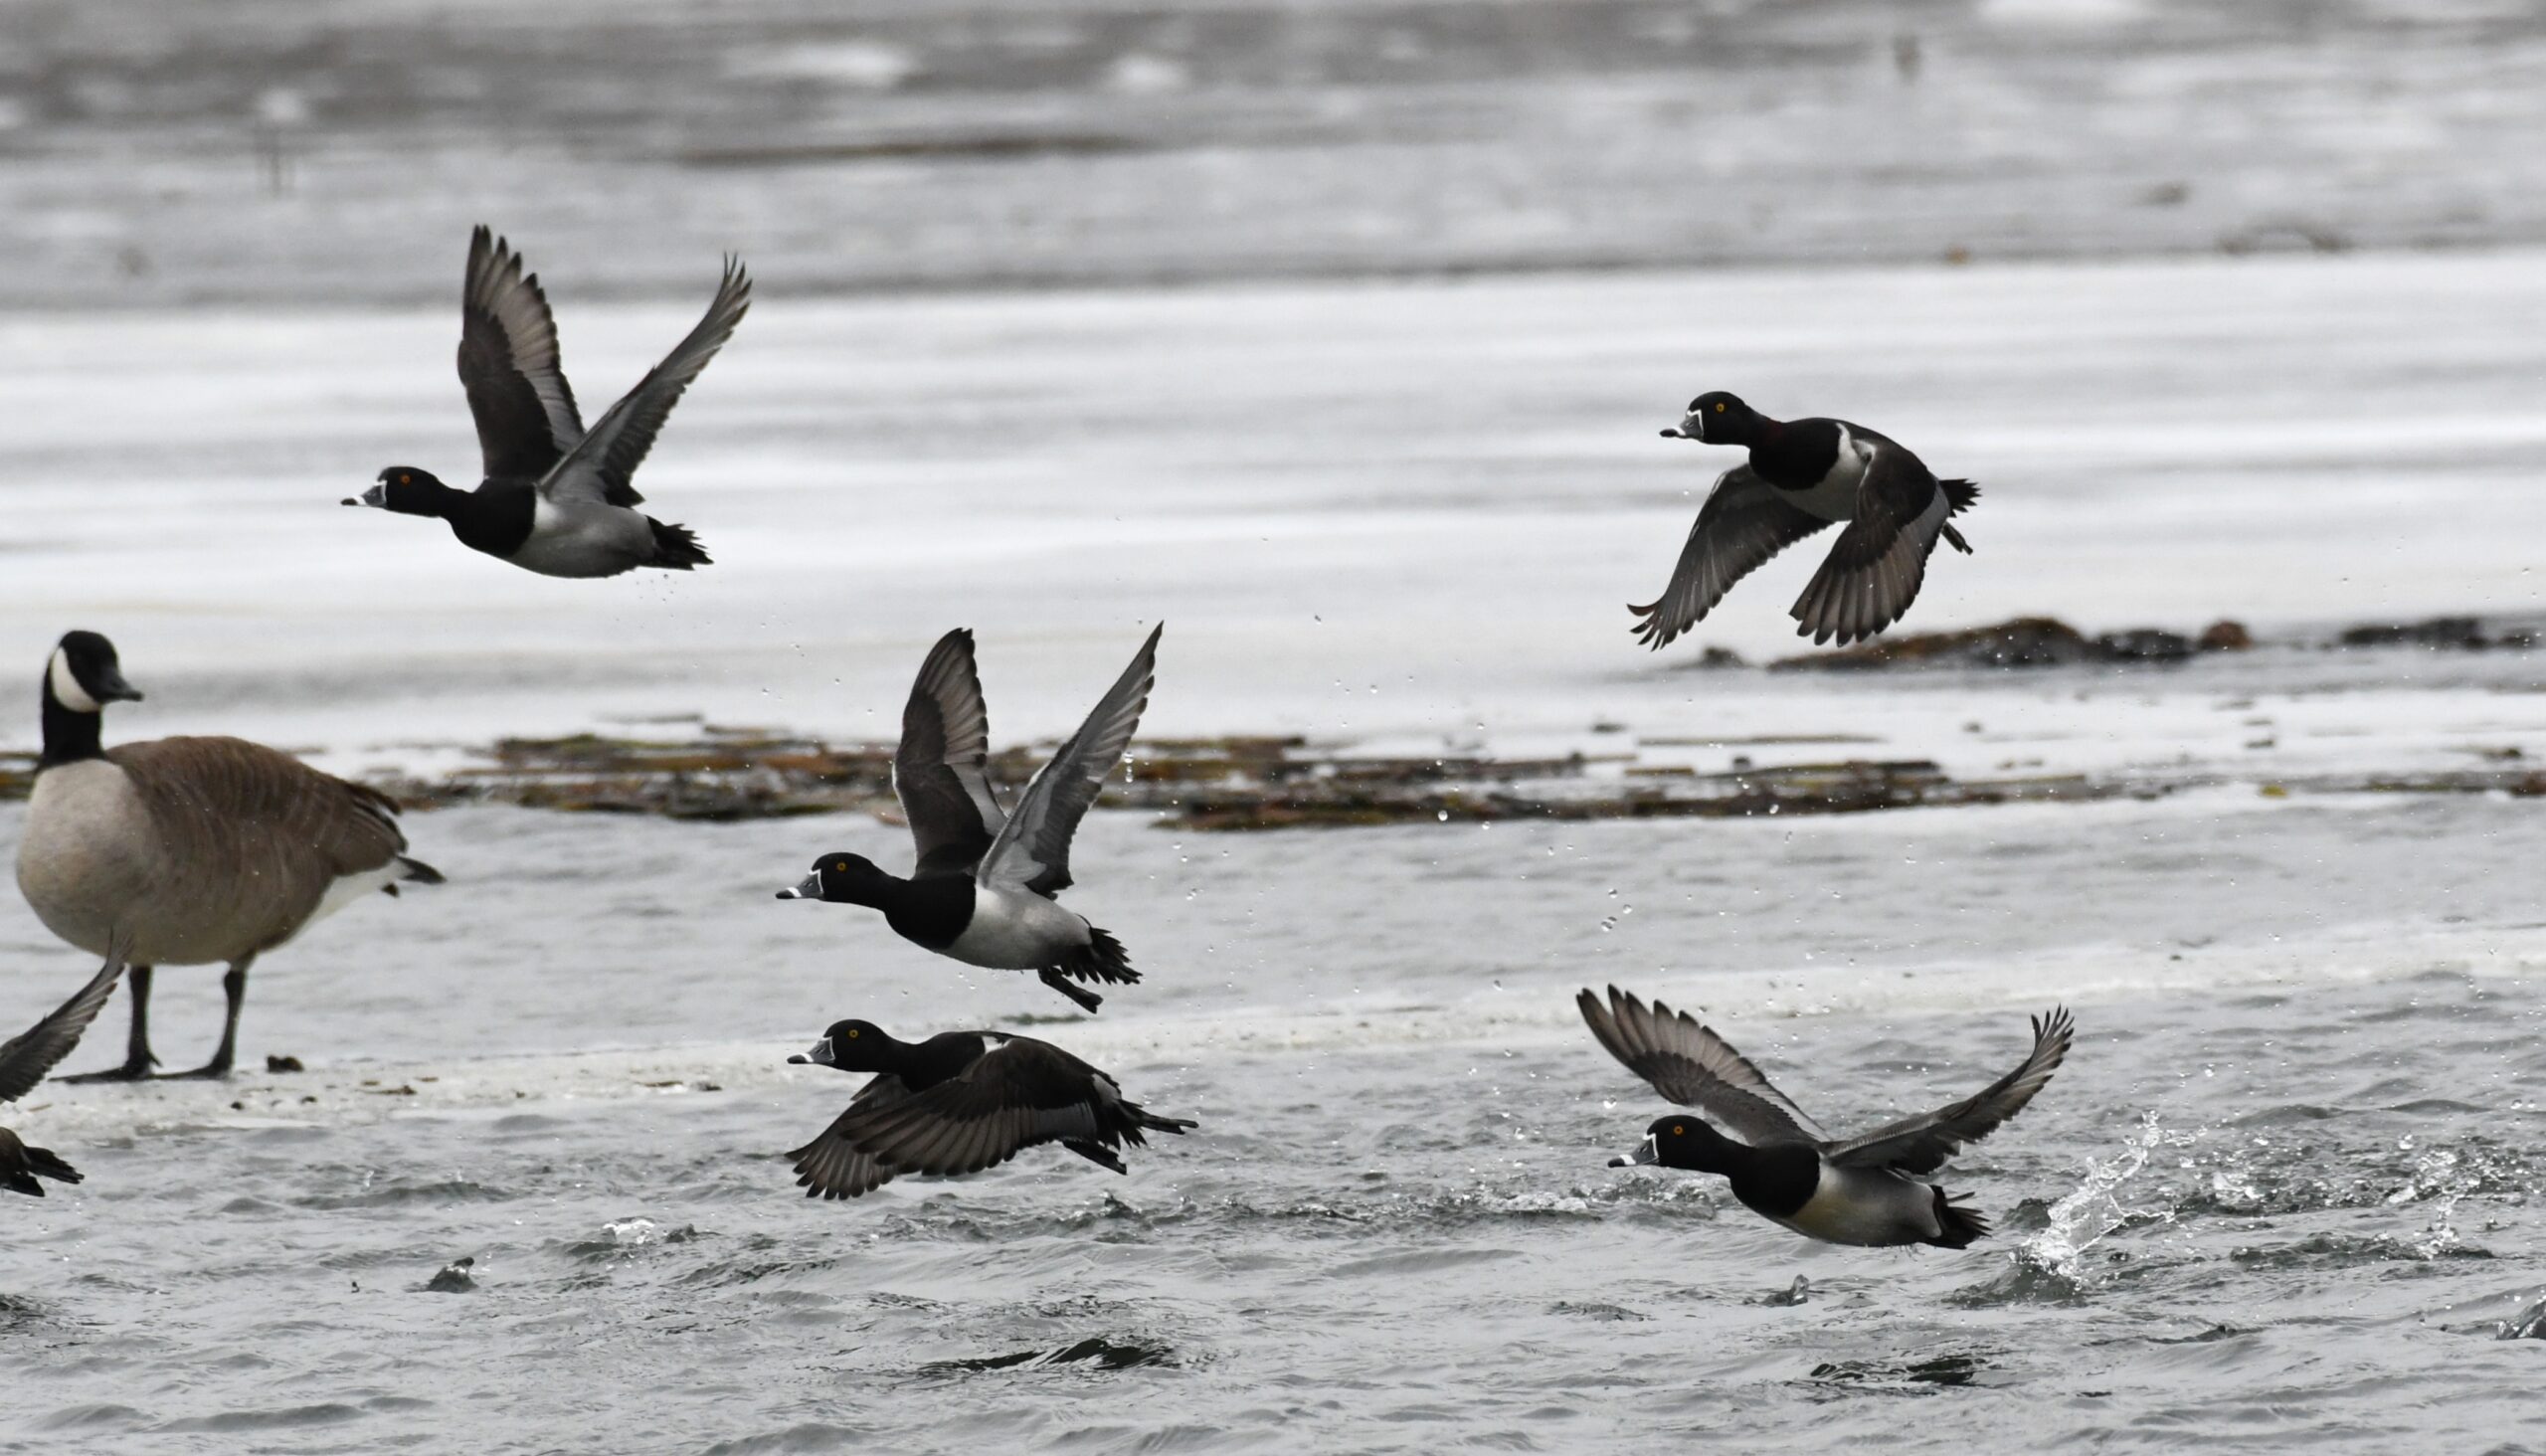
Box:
778;625;1163;1013
346;225;749;577
1629;393;1979;649
783;1018;1196;1199
1580;987;2072;1248
2;940;128;1195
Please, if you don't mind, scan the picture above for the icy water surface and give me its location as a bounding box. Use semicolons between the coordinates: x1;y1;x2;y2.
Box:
4;224;2546;1452
4;791;2545;1451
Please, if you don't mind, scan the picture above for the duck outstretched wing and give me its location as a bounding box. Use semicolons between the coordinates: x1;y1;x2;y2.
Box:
0;938;129;1102
894;629;1006;877
1789;429;1957;647
1629;465;1833;650
1577;986;1828;1146
800;1038;1127;1184
457;225;585;481
1825;1006;2074;1174
536;255;750;508
977;625;1161;898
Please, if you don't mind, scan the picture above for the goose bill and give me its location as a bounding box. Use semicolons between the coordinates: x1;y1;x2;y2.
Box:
774;871;822;900
91;664;143;703
1609;1134;1660;1169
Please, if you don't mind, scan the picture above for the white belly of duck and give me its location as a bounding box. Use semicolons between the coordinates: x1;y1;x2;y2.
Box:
1782;427;1872;522
509;498;653;577
945;885;1091;969
1770;1164;1942;1247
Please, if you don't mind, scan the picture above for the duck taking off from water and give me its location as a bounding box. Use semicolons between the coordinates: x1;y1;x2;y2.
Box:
1580;987;2071;1248
346;225;748;578
1629;393;1979;649
778;625;1163;1013
784;1018;1196;1199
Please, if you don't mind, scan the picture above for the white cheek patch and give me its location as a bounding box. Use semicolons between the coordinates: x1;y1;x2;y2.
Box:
48;649;100;713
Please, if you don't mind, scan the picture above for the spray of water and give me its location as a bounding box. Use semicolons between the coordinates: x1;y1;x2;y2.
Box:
2024;1111;2168;1280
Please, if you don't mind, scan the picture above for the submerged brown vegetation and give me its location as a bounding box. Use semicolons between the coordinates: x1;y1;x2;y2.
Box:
4;616;2535;829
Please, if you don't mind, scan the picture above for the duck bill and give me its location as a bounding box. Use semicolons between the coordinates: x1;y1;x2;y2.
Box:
774;871;822;901
343;483;387;508
1661;418;1703;442
787;1036;835;1067
1608;1134;1660;1169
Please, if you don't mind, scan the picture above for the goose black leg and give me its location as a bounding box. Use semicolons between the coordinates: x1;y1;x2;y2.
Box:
62;963;160;1082
1038;968;1102;1013
162;956;254;1080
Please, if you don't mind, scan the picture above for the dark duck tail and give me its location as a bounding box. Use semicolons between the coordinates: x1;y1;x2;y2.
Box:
2;1136;82;1197
646;517;712;570
1928;1187;1990;1249
1938;478;1980;554
1060;1095;1198;1173
1037;926;1139;1013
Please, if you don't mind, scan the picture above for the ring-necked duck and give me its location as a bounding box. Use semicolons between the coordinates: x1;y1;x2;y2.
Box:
783;1018;1196;1198
1631;393;1979;649
1581;987;2071;1248
346;225;747;577
777;625;1162;1013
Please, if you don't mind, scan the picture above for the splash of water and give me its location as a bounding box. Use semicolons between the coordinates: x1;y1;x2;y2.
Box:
2025;1111;2167;1279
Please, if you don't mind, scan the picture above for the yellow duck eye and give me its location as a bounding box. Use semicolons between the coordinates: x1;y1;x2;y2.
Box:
1673;1124;1685;1135
845;1027;859;1038
398;472;412;484
1713;402;1726;414
833;861;848;872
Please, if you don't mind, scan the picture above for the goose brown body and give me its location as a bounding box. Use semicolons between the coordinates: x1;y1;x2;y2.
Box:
19;738;417;967
17;631;442;1079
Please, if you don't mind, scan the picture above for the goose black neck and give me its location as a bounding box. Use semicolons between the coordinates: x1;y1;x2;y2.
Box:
37;675;105;769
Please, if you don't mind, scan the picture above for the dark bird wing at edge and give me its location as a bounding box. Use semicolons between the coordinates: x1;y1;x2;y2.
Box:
1629;465;1835;650
1825;1006;2075;1175
787;1073;917;1200
457;225;585;482
894;629;1008;878
978;625;1162;899
795;1037;1143;1191
536;256;752;509
1788;430;1955;648
0;937;130;1103
1576;986;1829;1146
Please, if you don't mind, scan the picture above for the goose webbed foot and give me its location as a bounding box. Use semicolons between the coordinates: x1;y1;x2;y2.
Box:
60;1054;160;1084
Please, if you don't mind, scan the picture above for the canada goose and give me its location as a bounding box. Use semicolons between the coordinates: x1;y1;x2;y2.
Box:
1631;392;1979;649
345;225;749;578
784;1018;1197;1199
1581;988;2071;1248
777;625;1162;1013
1;940;126;1195
15;632;444;1080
